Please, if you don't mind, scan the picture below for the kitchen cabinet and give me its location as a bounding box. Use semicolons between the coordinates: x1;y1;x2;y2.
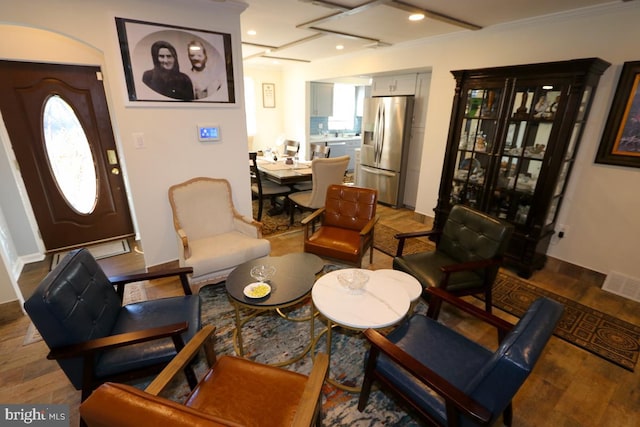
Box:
434;58;610;277
371;74;416;96
310;82;334;116
326;138;360;172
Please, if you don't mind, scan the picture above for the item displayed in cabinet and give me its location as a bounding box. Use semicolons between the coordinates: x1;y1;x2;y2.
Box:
435;58;610;277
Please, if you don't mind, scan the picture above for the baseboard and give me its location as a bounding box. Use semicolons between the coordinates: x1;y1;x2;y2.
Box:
0;300;24;325
545;256;606;288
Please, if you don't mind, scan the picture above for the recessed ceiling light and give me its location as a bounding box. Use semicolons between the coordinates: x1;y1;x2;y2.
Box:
336;44;344;50
409;13;425;21
247;30;257;36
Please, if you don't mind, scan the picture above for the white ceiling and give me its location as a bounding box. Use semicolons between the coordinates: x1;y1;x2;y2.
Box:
240;0;629;66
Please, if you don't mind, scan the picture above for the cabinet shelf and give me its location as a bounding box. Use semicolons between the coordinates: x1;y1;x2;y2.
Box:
435;58;610;277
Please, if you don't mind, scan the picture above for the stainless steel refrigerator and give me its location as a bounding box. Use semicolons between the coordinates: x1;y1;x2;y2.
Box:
357;96;414;207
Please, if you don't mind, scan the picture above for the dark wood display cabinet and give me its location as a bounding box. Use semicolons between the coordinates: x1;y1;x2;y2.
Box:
434;58;610;277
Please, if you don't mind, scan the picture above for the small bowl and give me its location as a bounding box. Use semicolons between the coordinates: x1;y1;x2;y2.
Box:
337;270;369;294
250;265;276;283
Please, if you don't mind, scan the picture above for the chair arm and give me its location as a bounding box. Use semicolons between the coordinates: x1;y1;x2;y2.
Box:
360;215;380;236
145;325;217;396
363;328;492;425
47;322;190;361
425;287;513;333
301;207;324;225
291;353;329;427
395;229;441;257
176;228;192;259
233;211;262;238
110;266;194;296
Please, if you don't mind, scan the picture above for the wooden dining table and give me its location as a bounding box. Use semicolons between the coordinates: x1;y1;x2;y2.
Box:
256;157;313;185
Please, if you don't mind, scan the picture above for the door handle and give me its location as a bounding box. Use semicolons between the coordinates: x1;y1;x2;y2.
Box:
361;165;395;177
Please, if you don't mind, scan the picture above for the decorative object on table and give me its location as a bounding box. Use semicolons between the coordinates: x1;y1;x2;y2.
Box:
596;60;640;168
393;204;513;316
288;156;350;225
168;177;271;292
337;269;369;294
115;17;234;103
302;184;378;267
358;287;564;427
80;325;329;427
23;248;199;401
262;82;275;108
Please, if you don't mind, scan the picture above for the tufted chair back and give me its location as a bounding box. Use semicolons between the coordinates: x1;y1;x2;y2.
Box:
24;249;123;389
438;204;513;282
323;184;377;231
302;184;378;267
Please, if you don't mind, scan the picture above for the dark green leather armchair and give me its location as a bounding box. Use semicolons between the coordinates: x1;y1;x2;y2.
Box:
393;204;513;314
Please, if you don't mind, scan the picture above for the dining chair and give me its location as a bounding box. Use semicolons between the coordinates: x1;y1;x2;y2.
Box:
250;152;292;221
23;248;201;402
293;143;331;192
283;139;300;157
393;204;513;315
80;325;330;427
358;287;563;427
288;155;350;225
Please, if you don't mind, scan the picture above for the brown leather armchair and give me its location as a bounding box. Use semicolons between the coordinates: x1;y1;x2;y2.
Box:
302;184;378;267
80;325;329;427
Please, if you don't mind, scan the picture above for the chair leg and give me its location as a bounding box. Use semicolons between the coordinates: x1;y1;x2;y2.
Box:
503;402;513;426
257;198;263;221
485;288;492;313
290;202;296;225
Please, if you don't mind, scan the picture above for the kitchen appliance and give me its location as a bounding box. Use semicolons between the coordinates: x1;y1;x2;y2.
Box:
357;96;414;207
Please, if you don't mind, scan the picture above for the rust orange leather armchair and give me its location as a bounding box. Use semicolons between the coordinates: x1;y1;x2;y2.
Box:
302;184;378;267
80;325;329;427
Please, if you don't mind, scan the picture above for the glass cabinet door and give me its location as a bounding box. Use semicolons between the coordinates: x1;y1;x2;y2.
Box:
486;83;563;225
450;88;502;208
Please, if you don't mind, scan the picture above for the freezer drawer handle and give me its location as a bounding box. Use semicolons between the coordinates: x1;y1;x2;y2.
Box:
361;165;396;177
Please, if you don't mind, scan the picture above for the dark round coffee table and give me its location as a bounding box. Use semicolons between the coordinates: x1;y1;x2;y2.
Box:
225;253;324;366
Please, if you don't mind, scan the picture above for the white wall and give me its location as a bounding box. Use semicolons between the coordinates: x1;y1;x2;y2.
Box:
280;2;640;278
243;65;285;151
0;0;250;305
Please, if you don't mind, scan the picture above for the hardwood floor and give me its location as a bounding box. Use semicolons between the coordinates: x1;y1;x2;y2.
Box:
2;205;639;426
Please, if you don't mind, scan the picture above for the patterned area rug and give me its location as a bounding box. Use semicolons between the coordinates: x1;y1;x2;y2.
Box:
160;277;427;426
374;222;640;371
373;223;433;257
252;199;304;236
492;274;640;371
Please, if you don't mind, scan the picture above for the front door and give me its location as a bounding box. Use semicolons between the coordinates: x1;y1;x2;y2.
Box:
0;60;134;251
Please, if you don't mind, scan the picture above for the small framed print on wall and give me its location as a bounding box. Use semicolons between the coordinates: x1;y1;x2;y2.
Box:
596;60;640;168
115;17;235;103
262;83;275;108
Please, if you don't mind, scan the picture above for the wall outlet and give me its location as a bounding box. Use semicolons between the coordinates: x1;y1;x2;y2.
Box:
557;224;568;238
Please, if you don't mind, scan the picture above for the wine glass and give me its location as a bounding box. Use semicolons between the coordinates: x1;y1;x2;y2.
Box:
250;265;276;284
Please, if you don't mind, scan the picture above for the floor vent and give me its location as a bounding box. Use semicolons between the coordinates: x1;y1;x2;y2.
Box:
602;271;640;303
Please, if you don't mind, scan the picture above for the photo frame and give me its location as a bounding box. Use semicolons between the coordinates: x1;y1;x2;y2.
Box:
262;83;275;108
115;17;235;103
596;61;640;167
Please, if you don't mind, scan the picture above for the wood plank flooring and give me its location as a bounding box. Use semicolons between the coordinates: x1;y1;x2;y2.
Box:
2;205;639;426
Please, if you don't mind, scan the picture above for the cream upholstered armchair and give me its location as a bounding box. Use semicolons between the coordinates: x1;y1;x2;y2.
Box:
168;177;271;292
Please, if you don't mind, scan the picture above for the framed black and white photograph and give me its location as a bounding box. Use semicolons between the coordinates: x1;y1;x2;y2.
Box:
115;17;235;103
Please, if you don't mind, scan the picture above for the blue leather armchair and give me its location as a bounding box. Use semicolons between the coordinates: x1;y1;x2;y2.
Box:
358;287;563;426
24;248;201;401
